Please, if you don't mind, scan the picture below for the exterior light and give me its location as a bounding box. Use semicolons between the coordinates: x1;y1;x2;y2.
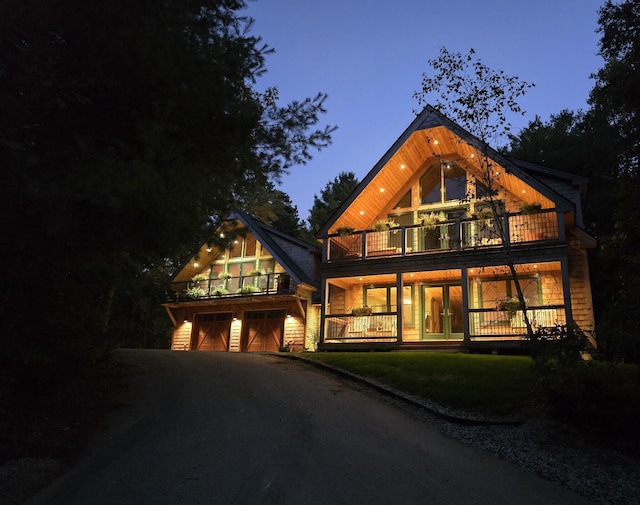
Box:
194;262;199;267
400;164;406;169
359;210;365;215
380;188;385;193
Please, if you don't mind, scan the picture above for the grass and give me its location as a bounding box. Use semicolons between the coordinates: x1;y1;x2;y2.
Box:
301;352;537;416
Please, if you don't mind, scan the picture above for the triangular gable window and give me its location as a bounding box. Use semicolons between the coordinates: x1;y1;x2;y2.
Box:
420;162;467;204
394;190;412;209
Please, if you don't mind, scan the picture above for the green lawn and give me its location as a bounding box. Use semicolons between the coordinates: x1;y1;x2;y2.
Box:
300;352;537;416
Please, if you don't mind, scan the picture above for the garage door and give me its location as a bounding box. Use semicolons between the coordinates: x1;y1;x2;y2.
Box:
192;313;232;351
242;310;285;352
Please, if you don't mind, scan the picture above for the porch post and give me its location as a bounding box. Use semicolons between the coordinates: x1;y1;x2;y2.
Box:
319;277;327;348
560;257;574;325
461;267;470;346
396;272;403;343
557;211;566;241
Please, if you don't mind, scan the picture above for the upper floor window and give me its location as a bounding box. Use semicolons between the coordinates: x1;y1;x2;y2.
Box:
394;189;412;209
420;162;467;205
228;232;259;259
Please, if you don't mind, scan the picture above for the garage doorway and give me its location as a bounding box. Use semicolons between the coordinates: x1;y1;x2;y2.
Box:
192;313;232;351
242;310;286;352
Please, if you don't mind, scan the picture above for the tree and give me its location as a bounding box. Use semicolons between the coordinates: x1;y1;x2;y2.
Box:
307;172;359;234
414;47;536;337
507;0;640;361
587;0;640;361
0;0;335;389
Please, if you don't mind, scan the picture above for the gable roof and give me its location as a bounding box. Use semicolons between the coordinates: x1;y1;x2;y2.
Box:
318;105;578;236
172;210;320;288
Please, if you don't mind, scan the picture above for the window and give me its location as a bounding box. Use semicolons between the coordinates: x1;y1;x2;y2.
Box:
394;190;412;209
388;212;413;249
477;277;541;309
364;285;413;325
420;162;467;204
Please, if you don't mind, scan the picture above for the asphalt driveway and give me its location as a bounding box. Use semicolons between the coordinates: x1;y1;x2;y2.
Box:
27;350;593;505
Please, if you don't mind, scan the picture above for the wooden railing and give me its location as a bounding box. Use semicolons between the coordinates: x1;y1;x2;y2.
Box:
327;210;560;261
171;273;292;301
324;313;398;341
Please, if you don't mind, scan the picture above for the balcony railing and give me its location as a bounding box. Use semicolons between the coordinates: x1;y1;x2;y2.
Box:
171;273;292;301
324;313;398;341
327;209;559;261
469;306;566;337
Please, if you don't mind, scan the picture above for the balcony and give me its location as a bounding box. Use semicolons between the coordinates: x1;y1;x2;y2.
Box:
324;313;398;342
327;209;559;262
171;273;292;301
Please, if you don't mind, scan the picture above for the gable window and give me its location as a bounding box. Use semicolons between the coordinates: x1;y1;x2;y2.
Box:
420;162;467;205
394;189;412;209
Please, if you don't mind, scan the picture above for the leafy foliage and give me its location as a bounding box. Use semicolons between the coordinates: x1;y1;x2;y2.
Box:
0;0;334;392
307;171;359;234
508;0;640;362
414;47;534;145
415;47;536;337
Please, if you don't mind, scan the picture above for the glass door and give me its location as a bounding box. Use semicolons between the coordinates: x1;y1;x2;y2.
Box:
422;284;464;341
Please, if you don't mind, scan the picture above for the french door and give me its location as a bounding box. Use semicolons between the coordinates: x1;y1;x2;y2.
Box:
422;284;464;340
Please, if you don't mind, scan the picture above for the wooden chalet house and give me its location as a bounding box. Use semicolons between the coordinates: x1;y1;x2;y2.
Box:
163;211;320;352
317;105;596;352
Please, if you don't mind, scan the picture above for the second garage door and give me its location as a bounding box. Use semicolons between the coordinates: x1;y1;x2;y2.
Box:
242;310;285;352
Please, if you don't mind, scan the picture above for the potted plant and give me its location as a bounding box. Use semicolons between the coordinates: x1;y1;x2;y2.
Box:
191;273;208;282
351;305;373;316
336;226;356;236
520;203;542;215
185;286;206;298
248;269;263;277
373;218;400;231
218;271;232;280
468;207;494;221
210;287;229;296
237;285;261;294
497;297;521;318
417;212;444;230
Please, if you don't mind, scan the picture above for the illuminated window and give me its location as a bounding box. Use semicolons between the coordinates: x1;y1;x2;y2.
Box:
394;190;412;209
420;162;467;204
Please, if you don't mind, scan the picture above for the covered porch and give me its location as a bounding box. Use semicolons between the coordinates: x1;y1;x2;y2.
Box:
320;261;569;351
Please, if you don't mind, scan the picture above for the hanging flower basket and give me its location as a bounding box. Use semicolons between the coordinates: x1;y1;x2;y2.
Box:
351;306;373;316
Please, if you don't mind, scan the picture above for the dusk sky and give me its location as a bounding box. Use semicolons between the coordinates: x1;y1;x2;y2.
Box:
246;0;604;222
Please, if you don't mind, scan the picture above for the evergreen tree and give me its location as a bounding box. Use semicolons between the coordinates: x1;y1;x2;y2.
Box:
0;0;334;388
307;172;359;234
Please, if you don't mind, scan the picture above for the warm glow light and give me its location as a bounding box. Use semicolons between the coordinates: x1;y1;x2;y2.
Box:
534;264;538;269
522;190;526;194
206;247;212;253
433;140;439;145
359;210;365;215
379;188;385;193
220;232;225;238
400;164;406;169
359;277;363;281
194;262;199;267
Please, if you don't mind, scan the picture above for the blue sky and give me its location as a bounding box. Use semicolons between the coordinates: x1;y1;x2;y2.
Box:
245;0;604;222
